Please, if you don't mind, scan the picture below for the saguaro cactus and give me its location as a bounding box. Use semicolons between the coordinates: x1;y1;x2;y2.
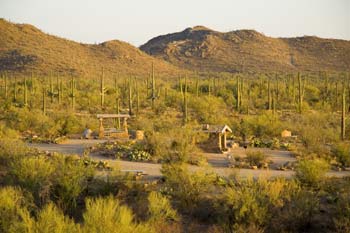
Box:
128;77;133;116
58;78;63;105
235;75;241;111
135;80;140;114
267;77;272;110
49;74;54;103
42;86;46;115
297;72;305;113
4;73;8;99
100;68;107;108
14;76;17;102
70;77;76;110
23;76;28;107
341;82;346;140
150;63;156;109
183;75;188;124
195;76;199;97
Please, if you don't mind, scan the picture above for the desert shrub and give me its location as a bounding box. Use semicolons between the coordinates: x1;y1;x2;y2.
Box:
51;155;94;214
35;203;79;233
189;96;230;124
245;151;267;166
241;113;283;138
333;192;350;233
56;114;83;135
332;143;350;167
269;189;319;232
0;139;29;166
147;191;178;223
161;163;216;210
10;155;55;206
295;159;330;187
221;177;300;232
0;186;33;233
83;196;154;233
0;122;19;139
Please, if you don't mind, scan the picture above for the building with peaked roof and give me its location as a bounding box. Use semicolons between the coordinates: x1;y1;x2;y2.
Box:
201;124;232;152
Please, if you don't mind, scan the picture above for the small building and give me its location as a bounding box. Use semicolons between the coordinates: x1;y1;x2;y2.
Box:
201;124;232;152
281;129;292;138
97;114;130;139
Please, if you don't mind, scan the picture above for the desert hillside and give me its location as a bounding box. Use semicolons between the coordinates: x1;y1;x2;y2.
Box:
0;19;180;77
140;26;350;73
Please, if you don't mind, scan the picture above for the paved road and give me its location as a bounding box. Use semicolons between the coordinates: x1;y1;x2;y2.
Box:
29;140;350;179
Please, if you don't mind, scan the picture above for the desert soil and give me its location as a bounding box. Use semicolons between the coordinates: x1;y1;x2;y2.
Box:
28;139;350;179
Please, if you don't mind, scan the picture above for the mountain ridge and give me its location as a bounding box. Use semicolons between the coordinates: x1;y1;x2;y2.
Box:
140;26;350;73
0;19;181;77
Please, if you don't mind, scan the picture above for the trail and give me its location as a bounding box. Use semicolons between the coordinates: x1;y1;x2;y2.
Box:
28;140;350;179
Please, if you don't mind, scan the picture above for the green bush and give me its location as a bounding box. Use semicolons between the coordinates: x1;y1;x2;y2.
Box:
246;151;267;166
10;155;55;206
147;191;179;223
161;163;216;210
0;186;33;233
295;159;330;187
83;196;154;233
332;143;350;167
51;155;94;213
35;203;79;233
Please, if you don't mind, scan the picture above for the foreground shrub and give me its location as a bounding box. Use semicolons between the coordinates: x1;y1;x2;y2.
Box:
295;159;329;187
221;177;299;231
35;203;79;233
0;186;33;233
161;163;216;210
10;155;55;206
83;196;154;233
51;155;94;214
332;143;350;167
147;191;179;223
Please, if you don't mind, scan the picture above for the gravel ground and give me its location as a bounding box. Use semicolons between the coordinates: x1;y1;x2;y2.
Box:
29;140;350;179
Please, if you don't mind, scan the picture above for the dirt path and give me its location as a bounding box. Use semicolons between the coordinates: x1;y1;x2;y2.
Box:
29;140;350;179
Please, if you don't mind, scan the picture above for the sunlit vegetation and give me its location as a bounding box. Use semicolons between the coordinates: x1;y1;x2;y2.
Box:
0;61;350;232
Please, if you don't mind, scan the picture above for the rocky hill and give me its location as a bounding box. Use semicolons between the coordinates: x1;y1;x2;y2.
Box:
0;19;180;77
140;26;350;73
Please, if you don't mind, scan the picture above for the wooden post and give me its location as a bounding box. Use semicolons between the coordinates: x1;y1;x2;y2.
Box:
123;118;128;133
223;133;227;149
99;118;104;138
218;133;222;151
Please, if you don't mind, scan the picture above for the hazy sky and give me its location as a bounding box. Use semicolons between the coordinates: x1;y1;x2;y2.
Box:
0;0;349;46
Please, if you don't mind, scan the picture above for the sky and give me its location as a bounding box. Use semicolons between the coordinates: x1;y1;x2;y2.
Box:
0;0;349;46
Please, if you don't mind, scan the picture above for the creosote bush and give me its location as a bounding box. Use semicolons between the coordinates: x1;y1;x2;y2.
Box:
295;159;330;187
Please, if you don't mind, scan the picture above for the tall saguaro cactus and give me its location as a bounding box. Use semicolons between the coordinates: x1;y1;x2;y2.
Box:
183;75;188;124
100;68;107;108
49;74;54;103
267;77;272;110
14;76;17;102
128;77;133;116
297;72;305;113
23;76;28;107
70;77;76;111
4;73;8;99
195;76;199;97
341;82;346;140
58;78;63;105
236;76;241;111
150;63;156;109
42;86;46;115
